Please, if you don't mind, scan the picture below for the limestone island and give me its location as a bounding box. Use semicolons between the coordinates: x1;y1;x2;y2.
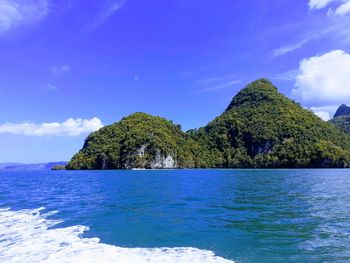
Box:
66;79;350;170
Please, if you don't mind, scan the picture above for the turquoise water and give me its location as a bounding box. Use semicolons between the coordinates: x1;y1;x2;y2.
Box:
0;169;350;262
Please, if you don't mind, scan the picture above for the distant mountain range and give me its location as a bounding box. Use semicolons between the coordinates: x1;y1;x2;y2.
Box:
0;162;68;171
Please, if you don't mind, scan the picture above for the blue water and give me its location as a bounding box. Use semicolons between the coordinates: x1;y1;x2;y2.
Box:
0;169;350;262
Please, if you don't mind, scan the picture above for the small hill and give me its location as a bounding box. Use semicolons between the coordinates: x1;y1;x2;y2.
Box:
330;105;350;134
189;79;350;168
66;113;201;170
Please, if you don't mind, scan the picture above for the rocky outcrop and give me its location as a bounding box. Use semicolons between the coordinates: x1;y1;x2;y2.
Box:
124;145;178;169
149;151;177;169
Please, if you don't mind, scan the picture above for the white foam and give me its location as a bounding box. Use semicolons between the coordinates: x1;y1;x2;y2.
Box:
0;207;234;263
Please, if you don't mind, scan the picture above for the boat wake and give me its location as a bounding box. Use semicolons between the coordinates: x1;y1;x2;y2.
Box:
0;207;234;263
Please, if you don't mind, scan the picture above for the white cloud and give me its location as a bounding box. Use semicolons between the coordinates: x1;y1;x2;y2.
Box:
310;105;339;120
0;0;48;34
293;50;350;105
334;1;350;15
90;0;127;31
292;50;350;119
0;118;104;136
51;65;70;77
309;0;350;16
313;110;331;120
309;0;334;9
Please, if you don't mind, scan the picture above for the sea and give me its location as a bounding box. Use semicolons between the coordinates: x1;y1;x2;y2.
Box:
0;169;349;263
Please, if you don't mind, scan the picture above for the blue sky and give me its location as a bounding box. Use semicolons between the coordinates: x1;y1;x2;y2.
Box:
0;0;350;163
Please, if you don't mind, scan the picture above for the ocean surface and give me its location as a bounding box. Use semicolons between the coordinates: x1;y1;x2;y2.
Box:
0;169;349;263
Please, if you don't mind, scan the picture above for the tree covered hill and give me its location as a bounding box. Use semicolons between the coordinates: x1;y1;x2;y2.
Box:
67;79;350;169
66;112;202;170
190;79;350;168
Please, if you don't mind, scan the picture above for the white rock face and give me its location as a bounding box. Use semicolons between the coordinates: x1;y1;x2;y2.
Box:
150;152;177;169
135;145;178;169
162;155;177;169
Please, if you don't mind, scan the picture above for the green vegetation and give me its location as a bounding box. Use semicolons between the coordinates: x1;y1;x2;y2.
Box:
190;79;350;168
330;116;350;134
67;112;202;170
68;79;350;169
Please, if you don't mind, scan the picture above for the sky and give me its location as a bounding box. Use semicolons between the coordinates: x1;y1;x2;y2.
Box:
0;0;350;163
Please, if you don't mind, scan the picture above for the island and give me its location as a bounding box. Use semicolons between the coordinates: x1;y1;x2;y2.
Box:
66;79;350;170
51;165;66;170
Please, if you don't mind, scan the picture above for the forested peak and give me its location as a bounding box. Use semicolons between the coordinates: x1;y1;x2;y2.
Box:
121;112;154;120
225;78;279;111
67;111;200;170
110;112;181;130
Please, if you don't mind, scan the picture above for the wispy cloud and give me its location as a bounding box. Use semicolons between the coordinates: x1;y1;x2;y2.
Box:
309;0;350;16
273;39;311;57
197;75;241;92
44;83;57;91
274;69;299;81
0;0;48;34
198;74;239;84
201;80;242;91
51;65;70;77
89;0;127;31
272;13;350;57
309;0;334;9
0;118;104;136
